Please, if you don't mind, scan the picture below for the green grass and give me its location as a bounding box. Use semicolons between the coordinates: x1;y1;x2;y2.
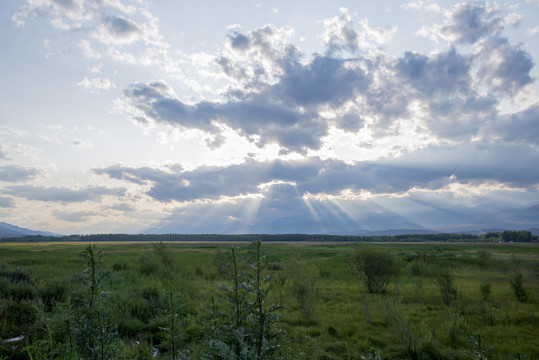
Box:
0;241;538;359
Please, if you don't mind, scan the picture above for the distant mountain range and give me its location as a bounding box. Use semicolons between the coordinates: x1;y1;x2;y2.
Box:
147;202;539;236
0;222;60;238
2;202;539;238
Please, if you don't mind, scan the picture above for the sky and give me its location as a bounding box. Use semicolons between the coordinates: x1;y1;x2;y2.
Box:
1;0;539;235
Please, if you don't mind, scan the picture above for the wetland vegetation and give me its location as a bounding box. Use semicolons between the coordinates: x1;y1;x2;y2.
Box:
0;240;538;359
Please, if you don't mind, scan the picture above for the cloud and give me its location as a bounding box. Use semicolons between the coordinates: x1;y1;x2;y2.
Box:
0;165;44;183
528;26;539;36
322;8;397;55
95;142;539;205
93;16;142;45
120;80;328;153
78;40;101;59
119;22;376;152
402;1;441;12
13;0;172;75
2;185;126;203
441;2;504;44
484;105;539;143
0;145;9;160
13;0;85;28
78;77;115;93
52;209;97;222
271;54;370;107
0;196;15;208
396;49;471;96
72;139;94;148
474;38;534;95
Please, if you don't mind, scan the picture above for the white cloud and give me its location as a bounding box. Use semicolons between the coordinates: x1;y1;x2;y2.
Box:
322;8;396;56
77;77;115;93
78;39;102;59
72;139;94;148
402;0;441;12
528;26;539;35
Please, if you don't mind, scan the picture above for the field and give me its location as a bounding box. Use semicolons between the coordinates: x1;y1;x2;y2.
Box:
0;241;538;359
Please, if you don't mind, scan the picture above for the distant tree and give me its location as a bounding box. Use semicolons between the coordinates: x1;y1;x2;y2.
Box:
517;230;532;242
499;230;532;242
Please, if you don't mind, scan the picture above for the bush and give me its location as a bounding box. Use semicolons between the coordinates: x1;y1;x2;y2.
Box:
287;261;319;319
213;248;228;277
479;280;491;302
112;260;128;271
0;263;30;283
435;267;457;306
40;279;68;307
152;241;175;269
347;248;398;294
139;253;162;275
510;273;529;303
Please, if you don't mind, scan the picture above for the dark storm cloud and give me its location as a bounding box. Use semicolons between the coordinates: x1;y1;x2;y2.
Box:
0;165;43;183
442;2;503;44
95;143;539;203
1;185;126;203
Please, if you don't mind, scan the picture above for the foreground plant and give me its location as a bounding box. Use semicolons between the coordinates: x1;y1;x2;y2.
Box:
204;241;282;360
72;244;119;360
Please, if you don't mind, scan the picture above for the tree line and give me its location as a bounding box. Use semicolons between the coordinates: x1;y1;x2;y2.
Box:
2;230;537;243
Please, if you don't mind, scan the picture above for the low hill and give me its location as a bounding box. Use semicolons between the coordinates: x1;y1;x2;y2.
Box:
0;222;59;238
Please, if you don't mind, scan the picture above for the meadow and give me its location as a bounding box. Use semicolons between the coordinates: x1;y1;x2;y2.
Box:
0;241;538;359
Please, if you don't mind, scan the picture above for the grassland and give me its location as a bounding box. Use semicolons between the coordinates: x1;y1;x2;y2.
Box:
0;241;538;359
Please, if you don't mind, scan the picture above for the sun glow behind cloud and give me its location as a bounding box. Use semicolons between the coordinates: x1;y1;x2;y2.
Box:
1;0;539;234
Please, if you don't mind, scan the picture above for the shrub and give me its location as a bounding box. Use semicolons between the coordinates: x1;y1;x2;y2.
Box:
152;241;175;269
141;283;162;302
11;281;37;301
347;248;398;294
287;261;319;319
0;263;30;283
445;306;467;348
476;251;491;267
479;280;491;302
40;279;68;307
213;248;229;277
139;253;162;275
112;260;128;271
510;273;529;303
435;267;457;306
